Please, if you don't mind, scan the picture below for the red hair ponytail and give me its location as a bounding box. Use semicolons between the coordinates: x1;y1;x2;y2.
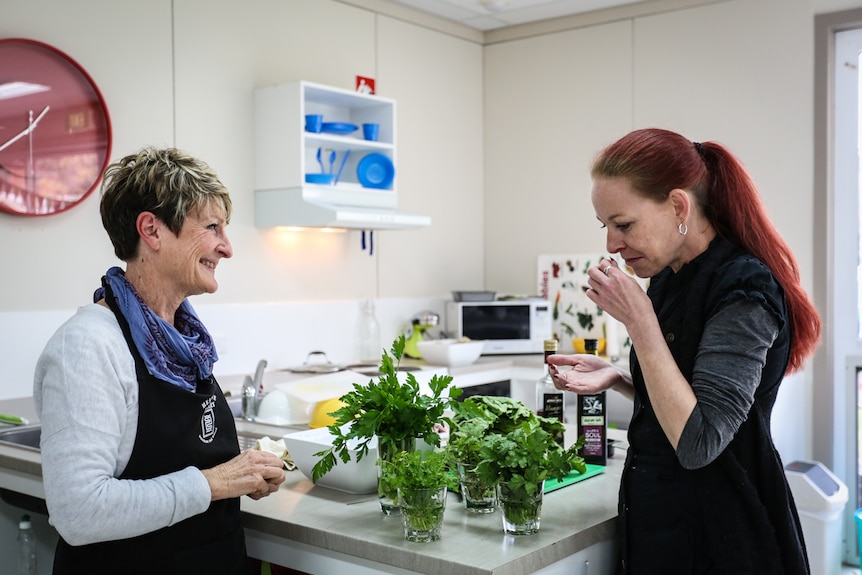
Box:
701;142;821;373
592;128;820;373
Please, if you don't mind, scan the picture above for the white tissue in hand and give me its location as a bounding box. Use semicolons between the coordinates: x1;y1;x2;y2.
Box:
253;436;296;470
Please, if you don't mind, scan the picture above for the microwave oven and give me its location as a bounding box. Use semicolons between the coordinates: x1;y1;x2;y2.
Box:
445;299;552;355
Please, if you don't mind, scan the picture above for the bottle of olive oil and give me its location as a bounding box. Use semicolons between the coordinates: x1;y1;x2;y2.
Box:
577;338;607;465
535;339;564;422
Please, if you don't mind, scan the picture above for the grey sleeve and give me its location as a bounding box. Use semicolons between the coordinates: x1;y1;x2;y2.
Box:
675;299;780;469
34;305;212;545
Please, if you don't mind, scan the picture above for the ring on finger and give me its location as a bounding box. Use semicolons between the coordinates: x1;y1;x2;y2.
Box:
601;265;612;276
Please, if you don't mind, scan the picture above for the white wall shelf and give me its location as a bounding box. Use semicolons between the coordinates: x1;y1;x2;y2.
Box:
253;81;429;229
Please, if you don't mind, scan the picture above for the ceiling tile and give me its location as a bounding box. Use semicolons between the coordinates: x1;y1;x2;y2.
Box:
387;0;649;30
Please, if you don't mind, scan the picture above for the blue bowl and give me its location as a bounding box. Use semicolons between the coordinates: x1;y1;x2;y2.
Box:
305;173;336;185
357;153;394;189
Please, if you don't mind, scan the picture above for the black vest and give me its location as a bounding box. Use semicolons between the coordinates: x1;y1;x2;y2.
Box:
52;288;250;575
619;237;809;575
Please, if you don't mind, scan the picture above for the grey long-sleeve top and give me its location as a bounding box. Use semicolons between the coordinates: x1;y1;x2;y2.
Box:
674;298;780;469
33;304;212;546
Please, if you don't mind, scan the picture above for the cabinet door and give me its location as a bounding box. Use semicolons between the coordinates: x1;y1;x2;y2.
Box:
534;538;617;575
255;81;395;196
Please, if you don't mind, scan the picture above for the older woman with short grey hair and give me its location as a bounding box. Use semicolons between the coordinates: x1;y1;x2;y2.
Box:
35;147;284;574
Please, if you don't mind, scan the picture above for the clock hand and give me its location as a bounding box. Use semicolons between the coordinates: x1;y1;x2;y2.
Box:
30;105;50;128
26;106;50;194
0;124;30;154
0;105;50;153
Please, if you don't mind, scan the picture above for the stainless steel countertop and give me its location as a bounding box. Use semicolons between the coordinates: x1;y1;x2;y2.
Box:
239;423;623;575
0;363;624;575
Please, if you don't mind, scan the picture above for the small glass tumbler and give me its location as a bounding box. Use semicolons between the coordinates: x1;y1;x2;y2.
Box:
398;486;447;542
377;436;415;515
497;480;544;535
457;463;496;514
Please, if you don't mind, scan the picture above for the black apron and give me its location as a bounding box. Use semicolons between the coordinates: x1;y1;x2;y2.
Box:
617;237;808;575
52;289;250;575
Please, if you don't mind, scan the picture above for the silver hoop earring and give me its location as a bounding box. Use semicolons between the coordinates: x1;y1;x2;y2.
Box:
678;222;688;236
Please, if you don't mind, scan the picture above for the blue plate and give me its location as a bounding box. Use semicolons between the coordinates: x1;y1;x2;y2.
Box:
320;122;358;135
305;173;336;185
357;153;394;189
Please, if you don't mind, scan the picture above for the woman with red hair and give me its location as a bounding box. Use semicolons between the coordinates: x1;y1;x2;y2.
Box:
549;128;820;574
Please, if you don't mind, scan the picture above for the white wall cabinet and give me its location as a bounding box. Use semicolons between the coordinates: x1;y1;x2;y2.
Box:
253;81;429;229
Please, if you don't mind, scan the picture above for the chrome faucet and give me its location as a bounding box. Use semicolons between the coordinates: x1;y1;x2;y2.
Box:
241;375;257;421
253;359;267;393
241;359;267;421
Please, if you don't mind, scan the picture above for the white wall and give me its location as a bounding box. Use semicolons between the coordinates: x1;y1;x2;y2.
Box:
484;0;814;298
0;296;448;400
481;0;842;465
820;0;862;11
0;1;174;312
0;0;486;314
484;18;633;293
0;0;484;399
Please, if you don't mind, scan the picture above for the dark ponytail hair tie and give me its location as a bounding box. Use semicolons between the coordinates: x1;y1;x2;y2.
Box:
694;141;706;159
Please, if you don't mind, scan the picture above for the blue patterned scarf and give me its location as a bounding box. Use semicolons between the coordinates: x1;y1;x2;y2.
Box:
94;266;217;391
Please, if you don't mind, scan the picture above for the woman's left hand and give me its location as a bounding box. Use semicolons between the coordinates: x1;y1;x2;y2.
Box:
584;258;651;329
202;449;286;501
548;353;619;394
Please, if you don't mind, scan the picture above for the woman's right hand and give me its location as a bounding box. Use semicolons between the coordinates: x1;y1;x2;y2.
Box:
547;353;622;395
201;449;286;501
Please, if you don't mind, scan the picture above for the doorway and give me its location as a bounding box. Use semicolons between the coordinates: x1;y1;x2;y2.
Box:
831;22;862;568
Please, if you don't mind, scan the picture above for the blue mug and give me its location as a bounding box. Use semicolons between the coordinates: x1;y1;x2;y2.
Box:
362;123;380;141
305;114;323;133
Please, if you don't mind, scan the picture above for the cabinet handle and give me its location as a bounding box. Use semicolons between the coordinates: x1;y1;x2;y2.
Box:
583;559;590;575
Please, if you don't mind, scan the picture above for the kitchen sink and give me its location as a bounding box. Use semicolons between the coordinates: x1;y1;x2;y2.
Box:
226;395;244;419
236;428;270;452
0;424;265;514
0;422;266;454
0;424;47;514
0;424;41;452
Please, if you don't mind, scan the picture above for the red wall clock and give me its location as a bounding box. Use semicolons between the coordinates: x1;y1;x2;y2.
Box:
0;38;112;216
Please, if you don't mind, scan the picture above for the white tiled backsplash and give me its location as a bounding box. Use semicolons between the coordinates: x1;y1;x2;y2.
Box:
0;297;446;401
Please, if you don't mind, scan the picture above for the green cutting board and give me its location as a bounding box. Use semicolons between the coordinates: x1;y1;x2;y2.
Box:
544;464;605;493
448;464;605;495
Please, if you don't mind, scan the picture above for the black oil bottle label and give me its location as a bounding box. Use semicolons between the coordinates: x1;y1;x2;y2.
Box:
541;393;564;421
578;392;607;465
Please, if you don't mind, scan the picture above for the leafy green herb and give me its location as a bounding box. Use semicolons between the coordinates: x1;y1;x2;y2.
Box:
475;420;585;494
379;449;458;493
449;396;585;495
450;395;542;438
311;334;462;484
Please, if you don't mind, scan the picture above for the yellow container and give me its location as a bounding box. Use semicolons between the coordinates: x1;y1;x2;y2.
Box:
309;397;345;429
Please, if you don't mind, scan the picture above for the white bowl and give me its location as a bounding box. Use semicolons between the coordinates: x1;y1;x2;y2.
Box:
255;390;296;426
281;427;378;494
416;338;485;367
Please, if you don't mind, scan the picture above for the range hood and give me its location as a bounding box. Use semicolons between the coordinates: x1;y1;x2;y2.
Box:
254;188;431;230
